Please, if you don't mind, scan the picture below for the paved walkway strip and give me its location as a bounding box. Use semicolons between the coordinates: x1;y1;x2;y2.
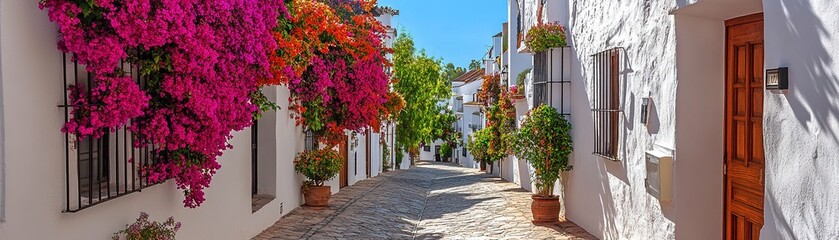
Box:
253;162;596;240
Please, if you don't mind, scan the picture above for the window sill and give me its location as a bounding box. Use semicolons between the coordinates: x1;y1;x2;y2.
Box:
251;194;275;213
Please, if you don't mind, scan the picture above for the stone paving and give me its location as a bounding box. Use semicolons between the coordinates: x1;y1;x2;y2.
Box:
253;161;596;240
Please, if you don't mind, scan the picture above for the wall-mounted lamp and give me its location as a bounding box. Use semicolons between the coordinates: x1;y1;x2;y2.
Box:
640;97;651;125
766;67;789;90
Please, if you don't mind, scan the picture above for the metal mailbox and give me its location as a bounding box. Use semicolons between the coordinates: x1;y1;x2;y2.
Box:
645;146;673;201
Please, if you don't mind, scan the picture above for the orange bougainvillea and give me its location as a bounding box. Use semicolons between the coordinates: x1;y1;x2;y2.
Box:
262;0;349;86
265;0;398;147
479;74;502;106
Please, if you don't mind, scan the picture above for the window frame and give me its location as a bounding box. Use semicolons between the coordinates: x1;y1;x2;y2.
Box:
590;48;622;161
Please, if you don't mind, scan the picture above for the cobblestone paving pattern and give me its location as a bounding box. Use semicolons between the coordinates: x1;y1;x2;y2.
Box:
253;161;597;240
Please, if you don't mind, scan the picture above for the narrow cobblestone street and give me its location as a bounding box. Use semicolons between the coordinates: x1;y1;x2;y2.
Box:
253;162;595;240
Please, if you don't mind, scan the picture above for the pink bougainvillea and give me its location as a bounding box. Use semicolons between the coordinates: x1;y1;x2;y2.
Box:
62;76;149;138
41;0;282;207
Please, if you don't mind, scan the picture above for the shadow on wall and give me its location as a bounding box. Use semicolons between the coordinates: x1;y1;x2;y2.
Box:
779;1;839;144
764;0;839;239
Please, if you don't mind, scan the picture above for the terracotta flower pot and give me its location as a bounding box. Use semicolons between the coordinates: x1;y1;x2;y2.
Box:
303;186;331;208
531;195;560;223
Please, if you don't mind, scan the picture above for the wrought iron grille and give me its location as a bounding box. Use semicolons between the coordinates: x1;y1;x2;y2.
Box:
533;47;571;116
251;120;259;195
304;129;316;151
590;48;622;160
60;54;161;212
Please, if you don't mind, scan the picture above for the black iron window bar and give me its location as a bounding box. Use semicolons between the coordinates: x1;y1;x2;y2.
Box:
590;48;623;161
304;129;316;151
60;54;162;212
251;120;259;196
533;47;572;116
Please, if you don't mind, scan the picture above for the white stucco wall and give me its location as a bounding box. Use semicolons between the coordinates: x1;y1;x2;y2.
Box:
0;1;324;239
515;0;679;239
0;0;5;223
761;0;839;239
509;0;839;239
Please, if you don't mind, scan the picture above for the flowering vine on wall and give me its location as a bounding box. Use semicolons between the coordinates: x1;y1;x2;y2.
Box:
42;0;397;208
271;0;399;147
41;0;283;207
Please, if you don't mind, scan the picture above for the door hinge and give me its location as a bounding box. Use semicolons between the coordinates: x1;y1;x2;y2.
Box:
723;164;727;175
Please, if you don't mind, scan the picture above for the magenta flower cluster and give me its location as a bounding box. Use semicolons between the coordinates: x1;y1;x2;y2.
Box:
41;0;282;207
288;53;390;135
62;76;149;138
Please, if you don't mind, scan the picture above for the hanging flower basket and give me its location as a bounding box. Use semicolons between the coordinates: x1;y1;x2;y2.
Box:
525;22;567;53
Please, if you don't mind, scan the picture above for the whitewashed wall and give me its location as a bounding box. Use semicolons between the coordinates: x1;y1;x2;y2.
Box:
515;0;839;239
455;79;484;169
515;0;679;239
0;0;5;222
502;0;534;191
761;0;839;238
0;1;345;239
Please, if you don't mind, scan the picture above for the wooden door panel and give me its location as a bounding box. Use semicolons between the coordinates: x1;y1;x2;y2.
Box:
340;137;349;188
725;13;764;240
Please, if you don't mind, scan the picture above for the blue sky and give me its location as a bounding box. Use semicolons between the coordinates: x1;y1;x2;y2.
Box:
377;0;508;68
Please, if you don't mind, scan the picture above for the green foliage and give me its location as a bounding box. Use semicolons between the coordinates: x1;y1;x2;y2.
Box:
293;149;342;187
466;128;491;163
431;107;458;140
393;32;450;155
441;144;453;160
443;63;467;82
469;59;482;70
113;212;179;240
251;89;280;120
524;22;567;53
516;68;531;88
513;105;573;196
394;145;404;169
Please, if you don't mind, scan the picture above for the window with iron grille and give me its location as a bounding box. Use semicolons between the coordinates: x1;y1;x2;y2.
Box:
533;48;571;115
590;48;622;160
304;129;316;151
60;54;161;212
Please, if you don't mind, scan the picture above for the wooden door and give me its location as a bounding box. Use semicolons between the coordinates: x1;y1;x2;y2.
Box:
365;130;371;178
339;137;349;188
724;13;764;240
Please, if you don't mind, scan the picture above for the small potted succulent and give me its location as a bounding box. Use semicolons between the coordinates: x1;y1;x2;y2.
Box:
524;22;567;53
513;105;573;223
294;148;342;208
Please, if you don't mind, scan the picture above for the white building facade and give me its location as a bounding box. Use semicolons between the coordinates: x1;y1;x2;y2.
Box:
452;69;485;170
509;0;839;239
0;2;397;239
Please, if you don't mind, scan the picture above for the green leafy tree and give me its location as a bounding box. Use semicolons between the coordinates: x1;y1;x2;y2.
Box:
442;63;467;82
393;33;450;163
469;59;482;70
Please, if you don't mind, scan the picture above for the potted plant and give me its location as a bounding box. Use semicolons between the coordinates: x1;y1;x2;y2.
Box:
113;212;180;240
524;22;567;53
513;105;573;223
294;148;342;208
